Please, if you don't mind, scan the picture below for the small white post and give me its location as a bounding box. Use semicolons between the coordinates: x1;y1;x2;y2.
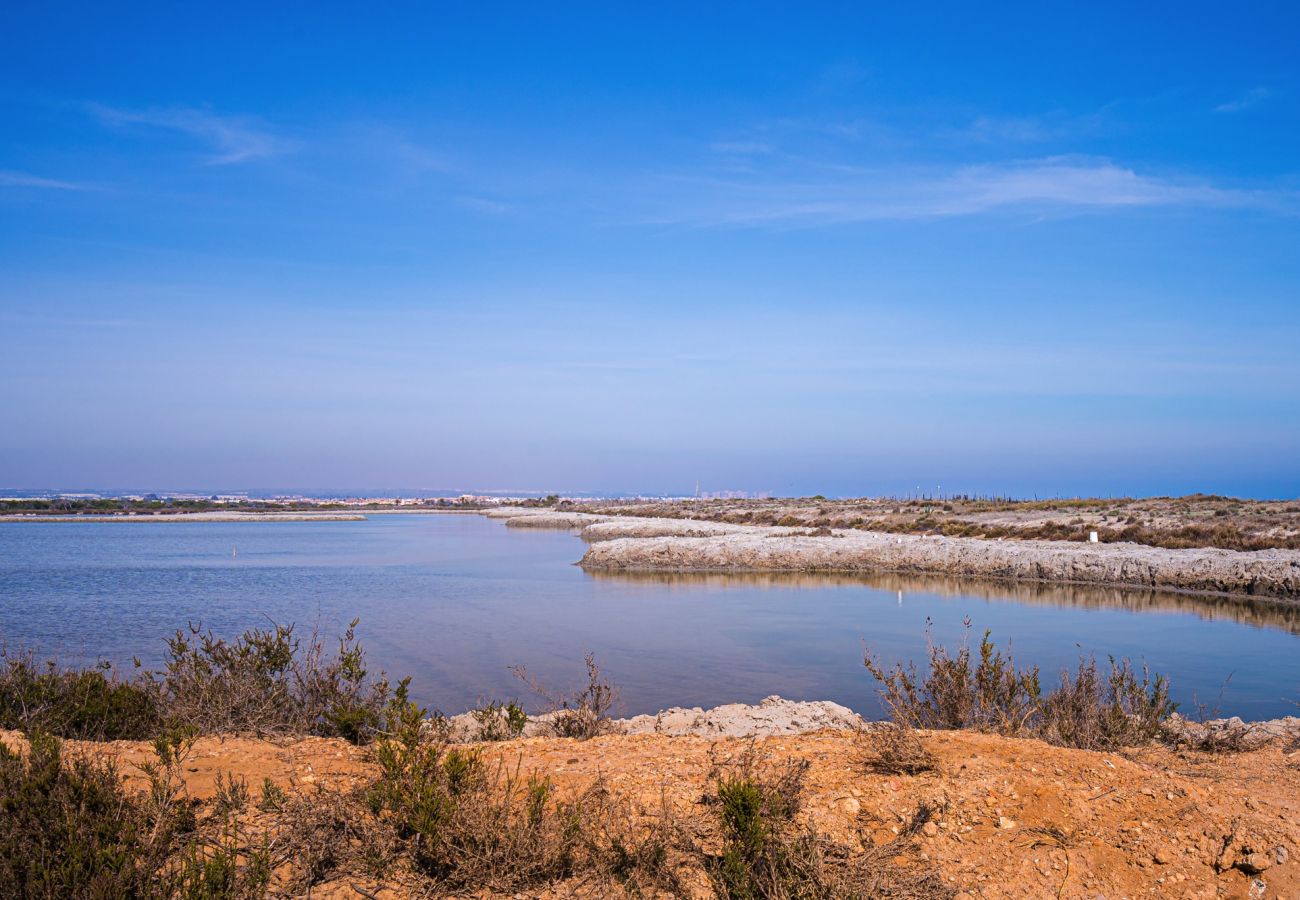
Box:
1089;531;1099;543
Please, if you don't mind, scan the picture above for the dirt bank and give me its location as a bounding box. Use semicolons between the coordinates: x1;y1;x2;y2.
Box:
577;526;1300;600
6;719;1298;898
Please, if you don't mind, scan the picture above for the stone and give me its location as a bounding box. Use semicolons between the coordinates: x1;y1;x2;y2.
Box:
922;821;939;837
837;797;861;816
1235;852;1272;875
998;816;1017;830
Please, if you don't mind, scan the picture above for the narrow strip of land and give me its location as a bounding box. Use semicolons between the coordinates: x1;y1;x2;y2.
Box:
487;508;1300;600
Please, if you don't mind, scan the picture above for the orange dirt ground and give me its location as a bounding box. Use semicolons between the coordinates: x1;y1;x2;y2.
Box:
4;728;1297;899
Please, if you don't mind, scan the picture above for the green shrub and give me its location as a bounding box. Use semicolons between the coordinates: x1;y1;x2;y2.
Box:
471;700;528;741
367;681;627;892
705;747;949;899
0;653;161;740
0;731;167;897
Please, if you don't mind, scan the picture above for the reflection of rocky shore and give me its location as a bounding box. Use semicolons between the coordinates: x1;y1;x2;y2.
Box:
583;568;1300;636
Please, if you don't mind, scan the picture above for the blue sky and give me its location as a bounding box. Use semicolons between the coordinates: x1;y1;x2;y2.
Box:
2;3;1298;497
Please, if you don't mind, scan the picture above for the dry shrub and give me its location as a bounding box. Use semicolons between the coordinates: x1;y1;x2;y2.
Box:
512;652;618;739
866;621;1175;750
153;618;390;743
0;728;274;899
1039;656;1173;750
269;787;397;892
365;680;637;892
703;745;951;899
862;723;940;776
865;620;1041;734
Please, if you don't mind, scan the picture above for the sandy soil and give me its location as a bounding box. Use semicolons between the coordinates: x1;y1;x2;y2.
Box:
6;723;1297;899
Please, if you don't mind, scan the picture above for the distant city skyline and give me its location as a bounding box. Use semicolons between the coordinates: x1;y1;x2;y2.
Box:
2;4;1298;499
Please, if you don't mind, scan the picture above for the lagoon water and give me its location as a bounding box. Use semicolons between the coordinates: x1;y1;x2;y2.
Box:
1;513;1297;720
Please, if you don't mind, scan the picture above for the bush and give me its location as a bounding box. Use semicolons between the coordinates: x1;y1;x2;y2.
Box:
1;619;390;745
865;622;1176;750
861;723;940;776
366;681;605;891
153;618;390;743
471;700;528;741
1039;656;1173;750
0;652;161;740
0;731;168;897
512;653;617;739
864;622;1041;734
704;746;950;899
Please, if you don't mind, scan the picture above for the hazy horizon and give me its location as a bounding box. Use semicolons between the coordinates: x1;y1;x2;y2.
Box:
3;5;1298;498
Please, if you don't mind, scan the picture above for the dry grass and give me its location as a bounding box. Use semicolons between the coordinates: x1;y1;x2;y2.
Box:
861;723;940;776
511;652;618;739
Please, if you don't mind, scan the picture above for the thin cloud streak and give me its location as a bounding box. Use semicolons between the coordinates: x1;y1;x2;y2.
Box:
0;170;84;190
1215;87;1270;113
87;103;291;164
638;157;1293;227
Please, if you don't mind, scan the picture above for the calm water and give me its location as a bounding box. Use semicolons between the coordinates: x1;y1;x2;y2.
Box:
1;513;1298;720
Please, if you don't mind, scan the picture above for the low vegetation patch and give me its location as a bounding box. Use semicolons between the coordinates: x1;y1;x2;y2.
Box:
865;620;1175;750
511;652;618;739
0;619;392;744
861;722;940;776
0;652;161;740
704;745;950;899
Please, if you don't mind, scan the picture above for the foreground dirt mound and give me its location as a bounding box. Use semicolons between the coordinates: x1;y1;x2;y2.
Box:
5;726;1296;898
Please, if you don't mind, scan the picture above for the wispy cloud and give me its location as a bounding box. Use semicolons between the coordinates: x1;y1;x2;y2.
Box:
953;110;1108;144
1215;87;1270;113
88;104;291;164
0;170;84;190
457;195;514;215
638;156;1289;227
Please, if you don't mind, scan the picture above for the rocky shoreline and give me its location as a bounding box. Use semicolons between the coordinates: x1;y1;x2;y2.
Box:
445;693;1300;745
485;508;1300;600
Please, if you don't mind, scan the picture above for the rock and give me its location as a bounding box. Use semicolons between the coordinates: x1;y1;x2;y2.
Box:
922;821;939;837
1154;847;1173;865
1275;844;1289;866
1235;852;1272;875
837;797;861;816
998;816;1017;830
617;695;865;738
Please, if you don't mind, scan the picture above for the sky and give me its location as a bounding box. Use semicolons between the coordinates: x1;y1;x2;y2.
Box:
1;3;1298;498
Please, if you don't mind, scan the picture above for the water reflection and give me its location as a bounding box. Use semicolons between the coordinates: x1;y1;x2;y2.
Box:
586;569;1300;636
